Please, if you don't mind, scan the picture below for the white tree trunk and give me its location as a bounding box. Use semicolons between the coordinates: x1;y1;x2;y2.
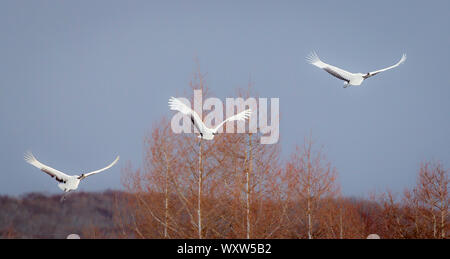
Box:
164;165;169;238
246;134;252;239
163;152;170;238
339;207;343;239
198;139;203;239
307;189;312;239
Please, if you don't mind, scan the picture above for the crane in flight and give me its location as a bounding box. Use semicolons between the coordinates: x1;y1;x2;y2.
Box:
307;51;406;87
24;151;119;202
168;97;251;140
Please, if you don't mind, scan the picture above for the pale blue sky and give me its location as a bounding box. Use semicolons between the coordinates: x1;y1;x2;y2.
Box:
1;0;449;196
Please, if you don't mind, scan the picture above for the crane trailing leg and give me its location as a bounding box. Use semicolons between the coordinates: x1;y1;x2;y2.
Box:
60;190;71;203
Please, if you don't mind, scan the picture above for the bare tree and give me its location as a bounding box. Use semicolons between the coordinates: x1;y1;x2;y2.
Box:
406;162;449;238
284;135;339;239
374;161;449;239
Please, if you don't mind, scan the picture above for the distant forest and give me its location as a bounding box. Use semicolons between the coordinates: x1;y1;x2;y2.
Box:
0;191;129;238
0;181;447;239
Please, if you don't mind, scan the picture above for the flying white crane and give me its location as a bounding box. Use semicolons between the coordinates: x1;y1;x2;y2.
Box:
307;51;406;87
168;97;252;140
24;151;119;201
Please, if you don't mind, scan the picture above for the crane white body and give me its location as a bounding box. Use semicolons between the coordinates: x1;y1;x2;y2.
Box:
58;175;81;192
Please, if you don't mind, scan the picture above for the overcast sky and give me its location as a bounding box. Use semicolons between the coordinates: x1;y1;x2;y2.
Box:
1;0;449;196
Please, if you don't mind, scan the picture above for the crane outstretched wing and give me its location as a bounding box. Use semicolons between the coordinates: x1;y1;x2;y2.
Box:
306;51;352;83
213;109;252;133
169;97;206;134
24;151;70;183
364;54;407;79
82;156;120;178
